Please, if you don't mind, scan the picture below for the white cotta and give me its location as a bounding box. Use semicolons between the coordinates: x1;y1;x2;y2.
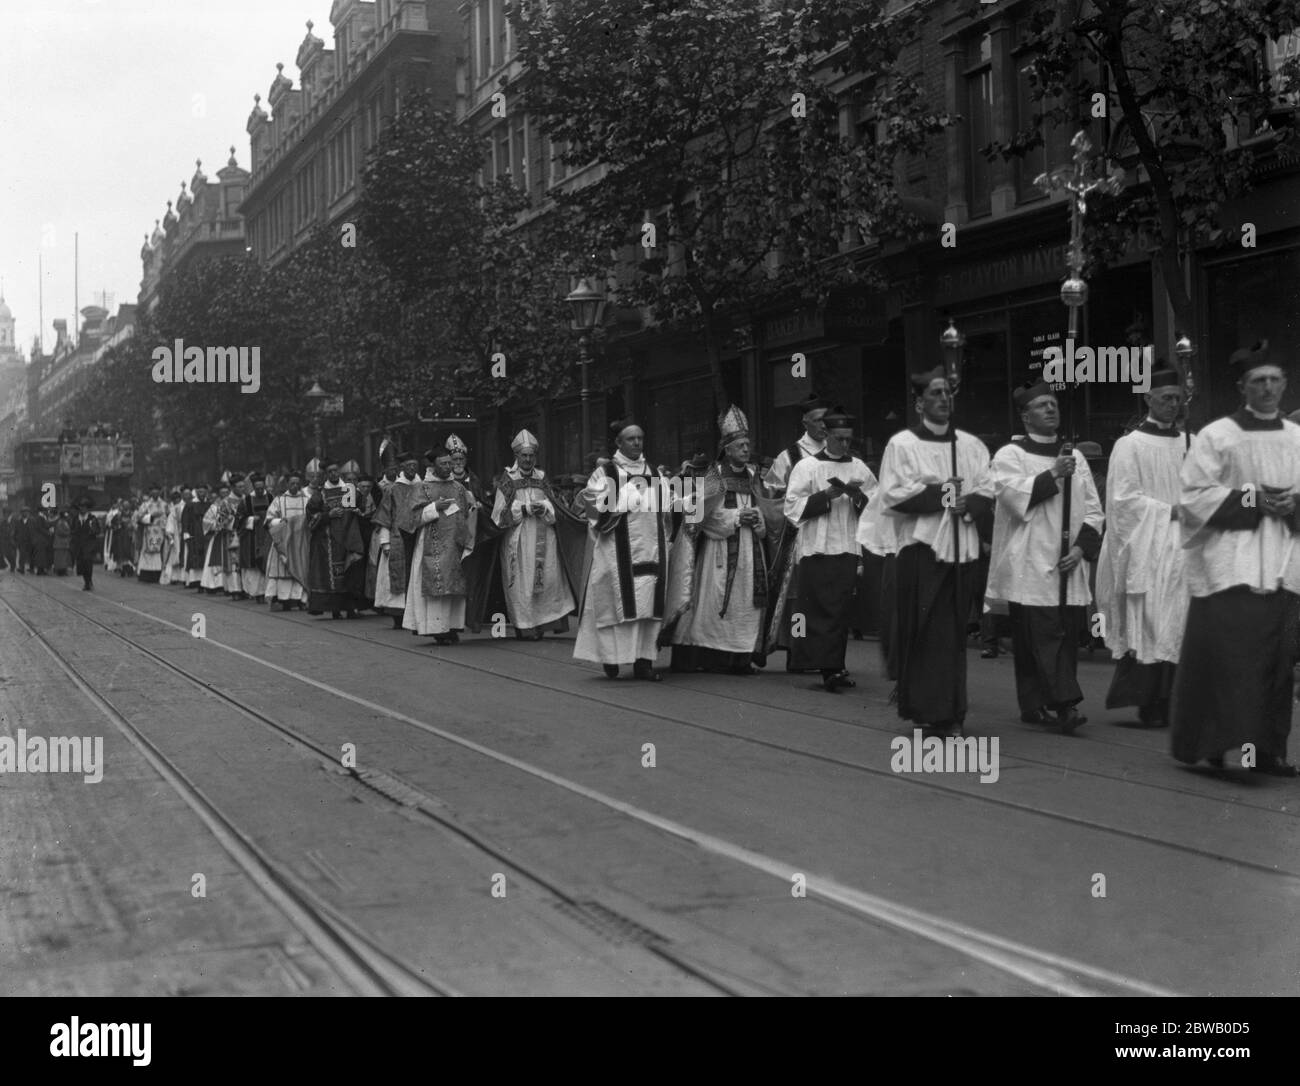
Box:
491;466;575;630
1095;429;1189;663
784;455;877;559
985;441;1104;608
1177;416;1300;597
672;475;766;654
573;451;667;665
874;429;992;563
762;432;824;494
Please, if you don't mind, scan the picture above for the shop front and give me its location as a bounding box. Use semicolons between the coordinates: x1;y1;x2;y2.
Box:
913;231;1154;453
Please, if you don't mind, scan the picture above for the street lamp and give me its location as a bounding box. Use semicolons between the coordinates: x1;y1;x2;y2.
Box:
565;277;607;469
304;379;329;464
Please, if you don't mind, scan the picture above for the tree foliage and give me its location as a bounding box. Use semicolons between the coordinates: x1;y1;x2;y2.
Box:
516;0;949;411
992;0;1300;355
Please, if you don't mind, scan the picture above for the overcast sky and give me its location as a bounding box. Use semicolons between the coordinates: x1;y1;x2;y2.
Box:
0;1;332;355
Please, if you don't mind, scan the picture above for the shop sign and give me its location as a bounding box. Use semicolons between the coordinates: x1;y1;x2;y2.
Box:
934;244;1068;306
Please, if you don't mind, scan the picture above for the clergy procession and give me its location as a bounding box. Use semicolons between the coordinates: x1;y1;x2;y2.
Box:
8;341;1300;781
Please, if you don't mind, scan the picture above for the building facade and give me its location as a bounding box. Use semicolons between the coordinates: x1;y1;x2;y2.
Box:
241;0;461;268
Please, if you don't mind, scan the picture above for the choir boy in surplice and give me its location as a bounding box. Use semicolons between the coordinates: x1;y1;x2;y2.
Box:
1095;365;1189;727
986;380;1103;733
1172;341;1300;775
783;407;875;692
877;366;993;736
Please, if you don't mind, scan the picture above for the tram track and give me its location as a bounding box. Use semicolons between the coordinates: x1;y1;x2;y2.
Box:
187;591;1300;879
2;575;1192;996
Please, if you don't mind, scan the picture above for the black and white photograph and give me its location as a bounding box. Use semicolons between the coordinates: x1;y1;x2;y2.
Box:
1;0;1298;1050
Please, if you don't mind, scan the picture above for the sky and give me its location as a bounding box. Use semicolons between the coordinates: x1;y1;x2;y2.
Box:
0;1;334;356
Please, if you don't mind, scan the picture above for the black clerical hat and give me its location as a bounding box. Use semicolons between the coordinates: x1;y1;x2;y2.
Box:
1228;339;1278;377
1148;363;1181;390
798;394;828;418
910;364;949;392
609;418;640;440
822;405;855;428
1013;378;1053;409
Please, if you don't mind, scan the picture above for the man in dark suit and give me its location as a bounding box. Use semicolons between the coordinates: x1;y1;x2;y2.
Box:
70;498;102;590
13;507;34;573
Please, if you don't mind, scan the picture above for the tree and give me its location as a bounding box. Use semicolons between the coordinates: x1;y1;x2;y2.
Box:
516;0;949;412
357;94;582;417
993;0;1300;380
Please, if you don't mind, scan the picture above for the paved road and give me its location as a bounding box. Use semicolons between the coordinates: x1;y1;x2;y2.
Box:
1;570;1296;996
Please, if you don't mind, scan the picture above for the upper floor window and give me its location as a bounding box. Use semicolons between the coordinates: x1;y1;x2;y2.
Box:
965;32;994;218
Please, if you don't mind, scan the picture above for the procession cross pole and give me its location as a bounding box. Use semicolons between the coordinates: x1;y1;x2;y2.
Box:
1035;130;1124;621
941;318;966;728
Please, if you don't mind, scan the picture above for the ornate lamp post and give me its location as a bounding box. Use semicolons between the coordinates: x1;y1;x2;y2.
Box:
304;380;329;464
1036;130;1125;437
565;278;607;469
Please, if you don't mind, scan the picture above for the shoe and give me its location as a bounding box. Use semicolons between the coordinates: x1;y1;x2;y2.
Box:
345;610;359;619
332;610;341;619
1056;707;1087;734
729;665;757;676
632;660;662;682
822;670;855;693
980;647;998;659
1020;708;1054;726
1137;704;1168;727
1207;755;1225;769
603;664;620;679
1251;754;1299;777
922;721;958;738
391;615;403;629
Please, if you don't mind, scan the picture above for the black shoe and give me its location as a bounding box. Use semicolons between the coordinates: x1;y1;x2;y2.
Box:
1056;707;1087;734
1207;755;1225;769
729;665;757;676
1251;754;1299;777
332;610;341;619
980;647;998;659
1020;708;1054;726
345;610;359;620
822;670;855;693
82;584;92;591
603;664;620;679
391;615;403;629
633;659;662;682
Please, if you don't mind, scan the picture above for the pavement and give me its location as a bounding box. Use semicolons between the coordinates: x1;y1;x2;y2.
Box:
1;568;1297;996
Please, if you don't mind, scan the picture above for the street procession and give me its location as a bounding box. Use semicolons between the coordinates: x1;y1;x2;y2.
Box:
8;356;1300;779
4;0;1300;1021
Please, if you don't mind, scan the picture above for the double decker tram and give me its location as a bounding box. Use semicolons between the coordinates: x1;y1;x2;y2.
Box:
13;436;135;512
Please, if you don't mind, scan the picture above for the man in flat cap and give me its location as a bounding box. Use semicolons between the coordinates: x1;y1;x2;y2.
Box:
70;496;101;591
986;379;1103;732
574;418;672;680
1171;341;1300;775
784;406;876;692
875;365;994;734
491;429;576;638
1095;364;1189;728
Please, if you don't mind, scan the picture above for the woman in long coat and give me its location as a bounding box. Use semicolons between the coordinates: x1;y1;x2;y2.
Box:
29;511;54;574
52;512;72;574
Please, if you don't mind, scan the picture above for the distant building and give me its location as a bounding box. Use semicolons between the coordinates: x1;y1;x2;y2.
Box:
240;1;460;267
30;305;136;436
